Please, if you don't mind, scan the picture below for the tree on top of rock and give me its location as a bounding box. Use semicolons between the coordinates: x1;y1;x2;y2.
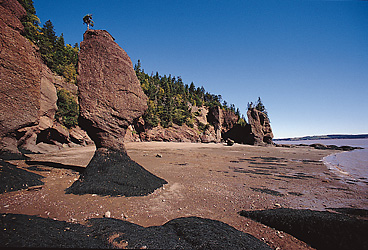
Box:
255;97;266;113
83;14;94;30
248;97;268;117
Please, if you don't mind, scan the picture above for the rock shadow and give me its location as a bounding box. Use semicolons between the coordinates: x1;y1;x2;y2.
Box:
25;160;85;173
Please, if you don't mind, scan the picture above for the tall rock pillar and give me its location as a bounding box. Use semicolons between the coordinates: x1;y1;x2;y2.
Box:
66;30;166;196
247;108;273;145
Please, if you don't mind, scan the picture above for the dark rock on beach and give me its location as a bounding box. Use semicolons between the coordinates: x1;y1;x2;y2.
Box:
309;143;363;151
0;213;108;248
239;208;368;250
66;29;166;196
0;213;272;249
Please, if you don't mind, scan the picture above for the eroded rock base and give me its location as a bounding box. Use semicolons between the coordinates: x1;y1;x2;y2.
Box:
65;149;167;196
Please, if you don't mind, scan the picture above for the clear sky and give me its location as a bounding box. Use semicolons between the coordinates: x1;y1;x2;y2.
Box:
33;0;368;139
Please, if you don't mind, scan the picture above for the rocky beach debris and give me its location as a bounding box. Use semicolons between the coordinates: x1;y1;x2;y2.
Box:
239;208;368;250
66;29;166;196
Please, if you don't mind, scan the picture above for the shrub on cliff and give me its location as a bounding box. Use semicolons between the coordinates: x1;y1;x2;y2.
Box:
55;89;79;128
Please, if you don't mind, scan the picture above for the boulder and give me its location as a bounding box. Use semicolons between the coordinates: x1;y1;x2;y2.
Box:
15;64;91;154
66;30;166;196
0;0;41;159
69;126;94;146
247;108;273;145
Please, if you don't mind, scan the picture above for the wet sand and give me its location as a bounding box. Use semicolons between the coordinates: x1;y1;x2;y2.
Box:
1;142;367;249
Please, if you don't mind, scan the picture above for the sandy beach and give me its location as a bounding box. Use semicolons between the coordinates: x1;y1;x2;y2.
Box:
1;142;367;249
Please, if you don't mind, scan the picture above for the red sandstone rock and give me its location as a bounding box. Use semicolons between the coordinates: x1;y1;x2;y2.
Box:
247;108;273;145
78;30;148;151
0;0;41;158
141;124;200;143
0;0;26;32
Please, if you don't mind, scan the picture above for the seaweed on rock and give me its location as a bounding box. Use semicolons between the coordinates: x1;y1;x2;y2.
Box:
239;208;368;250
0;159;44;194
65;149;167;197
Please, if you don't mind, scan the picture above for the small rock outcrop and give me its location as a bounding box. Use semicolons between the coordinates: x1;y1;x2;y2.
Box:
66;30;166;196
0;0;41;159
247;108;273;145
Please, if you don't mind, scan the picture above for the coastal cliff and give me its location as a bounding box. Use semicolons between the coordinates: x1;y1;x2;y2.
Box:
0;0;41;159
0;0;92;159
126;106;274;145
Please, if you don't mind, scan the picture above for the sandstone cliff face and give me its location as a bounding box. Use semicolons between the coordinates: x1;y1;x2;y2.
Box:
124;105;240;144
67;30;166;197
0;0;92;157
0;0;41;159
247;108;273;145
141;124;201;142
123;105;230;143
17;64;93;154
78;30;148;151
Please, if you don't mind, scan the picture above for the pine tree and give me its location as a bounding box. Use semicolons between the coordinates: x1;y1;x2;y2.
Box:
83;14;94;30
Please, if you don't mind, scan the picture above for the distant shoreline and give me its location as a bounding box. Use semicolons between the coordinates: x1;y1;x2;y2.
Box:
274;134;368;141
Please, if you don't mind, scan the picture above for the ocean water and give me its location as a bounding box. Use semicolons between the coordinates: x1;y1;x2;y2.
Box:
277;138;368;186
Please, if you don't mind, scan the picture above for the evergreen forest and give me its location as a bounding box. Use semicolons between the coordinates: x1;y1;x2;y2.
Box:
135;60;247;129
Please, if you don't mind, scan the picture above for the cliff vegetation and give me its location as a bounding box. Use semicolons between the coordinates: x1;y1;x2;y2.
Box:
18;0;79;84
135;60;252;129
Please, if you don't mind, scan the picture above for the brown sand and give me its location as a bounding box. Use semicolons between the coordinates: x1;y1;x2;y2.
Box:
1;142;367;249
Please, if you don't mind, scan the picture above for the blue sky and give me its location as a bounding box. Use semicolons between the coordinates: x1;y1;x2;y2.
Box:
34;0;368;139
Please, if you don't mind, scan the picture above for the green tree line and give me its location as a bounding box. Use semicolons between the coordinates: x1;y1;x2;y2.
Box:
17;0;79;83
135;60;247;128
